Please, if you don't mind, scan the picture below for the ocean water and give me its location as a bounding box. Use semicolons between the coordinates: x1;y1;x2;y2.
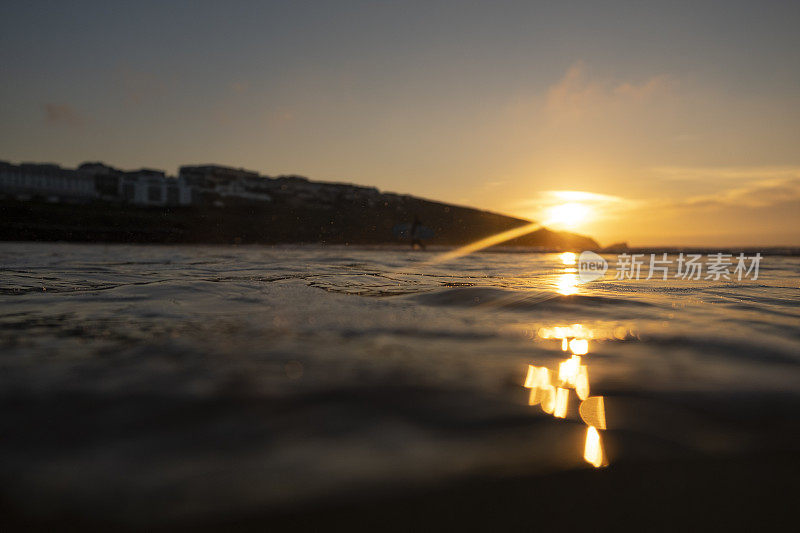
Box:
1;242;799;525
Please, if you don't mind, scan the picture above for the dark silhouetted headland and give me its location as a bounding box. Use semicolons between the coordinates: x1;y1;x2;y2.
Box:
0;160;598;249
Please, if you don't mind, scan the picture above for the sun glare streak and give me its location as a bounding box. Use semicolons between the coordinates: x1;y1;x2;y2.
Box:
426;222;543;265
425;195;592;266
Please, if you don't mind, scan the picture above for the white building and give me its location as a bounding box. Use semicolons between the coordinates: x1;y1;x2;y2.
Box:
121;169;186;206
0;162;96;202
78;163;192;207
0;160;263;207
179;165;272;204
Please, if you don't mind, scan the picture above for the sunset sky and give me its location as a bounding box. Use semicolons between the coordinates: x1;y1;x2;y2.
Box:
2;1;799;246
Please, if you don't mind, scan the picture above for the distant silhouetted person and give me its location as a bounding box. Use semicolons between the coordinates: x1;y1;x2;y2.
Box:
410;215;426;250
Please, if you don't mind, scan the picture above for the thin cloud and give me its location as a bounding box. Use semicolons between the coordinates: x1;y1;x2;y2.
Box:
652;165;800;181
42;103;83;126
515;190;637;221
545;62;673;121
648;166;800;209
681;176;800;209
114;67;168;106
265;107;295;126
517;190;630;209
230;81;250;95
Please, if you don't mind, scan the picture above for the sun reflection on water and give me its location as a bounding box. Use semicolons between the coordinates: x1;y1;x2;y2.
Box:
523;324;609;468
559;251;577;265
552;252;583;295
555;272;580;295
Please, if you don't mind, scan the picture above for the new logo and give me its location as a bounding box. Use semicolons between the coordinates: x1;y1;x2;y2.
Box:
577;251;608;282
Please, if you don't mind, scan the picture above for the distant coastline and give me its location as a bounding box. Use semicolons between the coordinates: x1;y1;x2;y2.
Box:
0;160;598;249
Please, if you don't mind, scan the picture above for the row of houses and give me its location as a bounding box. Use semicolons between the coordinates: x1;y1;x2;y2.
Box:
0;161;271;207
0;159;389;209
0;163;96;202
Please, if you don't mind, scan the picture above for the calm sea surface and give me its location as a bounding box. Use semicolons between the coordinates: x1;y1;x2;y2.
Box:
1;242;799;524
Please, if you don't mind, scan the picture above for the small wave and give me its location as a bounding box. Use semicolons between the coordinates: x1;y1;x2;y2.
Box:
411;287;655;312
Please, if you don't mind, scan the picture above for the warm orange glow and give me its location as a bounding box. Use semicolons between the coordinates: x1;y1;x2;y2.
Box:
527;366;552;405
540;384;556;414
579;396;607;430
534;323;631;342
528;387;540;406
559;251;577;265
553;387;569;418
524;365;537;388
523;323;611;466
576;365;590;400
545;202;592;230
537;366;550;387
584;426;604;468
538;324;592;340
558;355;581;386
569;338;589;355
556;272;580;295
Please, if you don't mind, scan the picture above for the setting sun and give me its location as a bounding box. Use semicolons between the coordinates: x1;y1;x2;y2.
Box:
545;202;593;229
